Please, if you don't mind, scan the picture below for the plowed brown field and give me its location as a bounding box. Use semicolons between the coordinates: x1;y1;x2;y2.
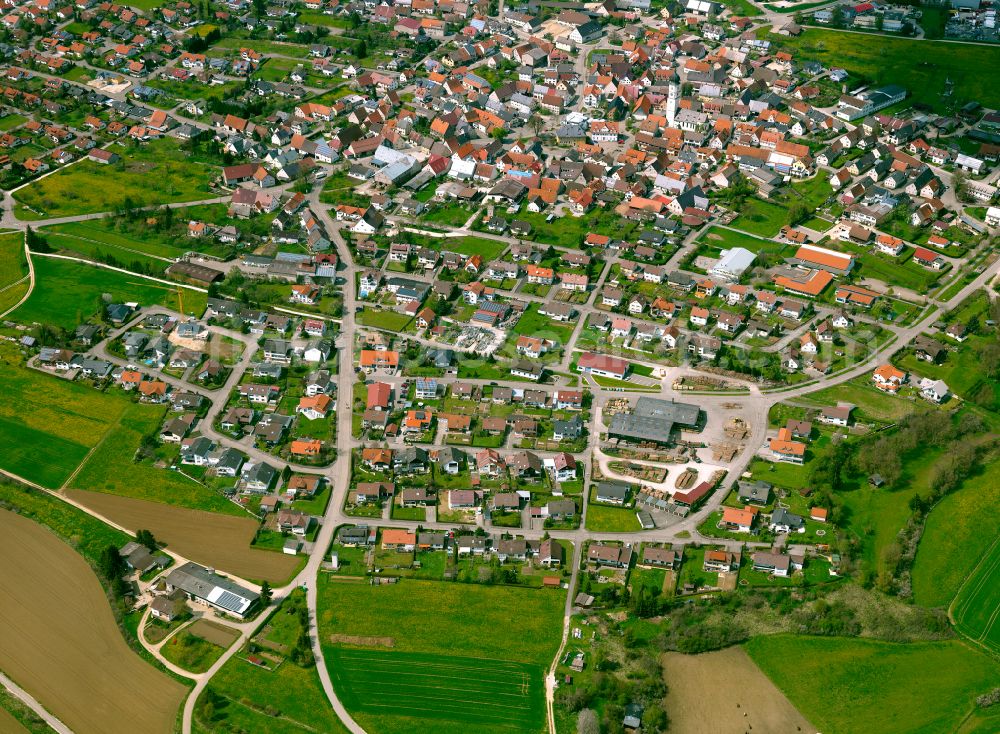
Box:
65;489;302;583
0;510;187;734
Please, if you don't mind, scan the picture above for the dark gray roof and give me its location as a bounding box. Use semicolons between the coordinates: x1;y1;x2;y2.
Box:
771;508;804;530
596;481;630;500
737;480;772;503
608;397;700;444
165;562;258;615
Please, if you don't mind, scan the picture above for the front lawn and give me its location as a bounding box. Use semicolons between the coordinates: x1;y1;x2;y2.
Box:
357;309;413;331
585;504;641;532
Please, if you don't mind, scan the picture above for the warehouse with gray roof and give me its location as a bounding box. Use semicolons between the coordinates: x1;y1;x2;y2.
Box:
608;397;701;445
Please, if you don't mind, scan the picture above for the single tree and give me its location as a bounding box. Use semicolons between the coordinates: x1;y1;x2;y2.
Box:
136;529;158;551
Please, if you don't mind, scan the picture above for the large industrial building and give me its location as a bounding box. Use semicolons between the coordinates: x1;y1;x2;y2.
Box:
608;397;701;445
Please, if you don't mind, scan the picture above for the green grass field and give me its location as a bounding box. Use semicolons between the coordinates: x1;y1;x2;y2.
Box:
215;38;311;59
440;236;506;261
328;648;544;734
730;197;789;237
14;139;218;219
418;202;479;228
11;257;206;328
357;308;413;331
297;12;352;28
717;0;761;15
0;362;132;488
198;592;349;734
952;538;1000;655
795;376;924;423
161;629;227;674
746;635;999;734
699;227;784;255
398;232;506;262
317;577;564;734
0;231;26;289
837;445;953;577
71;406;244;516
120;0;165;9
590;375;659;391
39;220;198;276
765;28;1000;110
585;503;641;532
511;304;575;347
40;232;170;275
730;176;833;238
0;112;27;131
913;461;1000;608
896;336;1000;412
484;209;642;250
750;423;951;580
834;244;940;292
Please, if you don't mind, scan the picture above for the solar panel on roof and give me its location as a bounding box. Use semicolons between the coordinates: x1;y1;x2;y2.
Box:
213;590;246;612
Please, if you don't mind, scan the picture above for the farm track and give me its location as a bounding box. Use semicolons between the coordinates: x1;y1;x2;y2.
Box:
44;230;178;264
0;236;33;320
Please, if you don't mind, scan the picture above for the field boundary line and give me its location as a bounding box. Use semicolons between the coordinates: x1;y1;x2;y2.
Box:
0;273;28;294
28;251;208;293
0;670;75;734
44;230;177;264
0;235;34;319
59;418;121;491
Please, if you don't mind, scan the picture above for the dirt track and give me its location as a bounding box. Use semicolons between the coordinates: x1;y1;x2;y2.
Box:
0;510;187;734
65;489;302;583
329;634;396;648
662;647;816;734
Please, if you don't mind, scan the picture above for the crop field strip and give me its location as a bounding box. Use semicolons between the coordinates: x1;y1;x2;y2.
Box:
0;362;130;487
952;536;1000;654
327;648;543;729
